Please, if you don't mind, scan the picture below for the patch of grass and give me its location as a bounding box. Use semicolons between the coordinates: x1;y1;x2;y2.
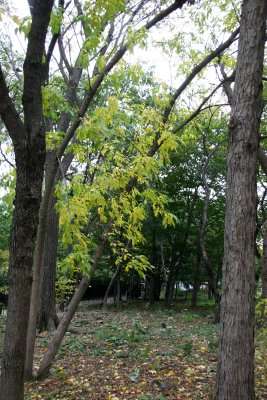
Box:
208;339;219;352
57;333;85;357
181;339;194;356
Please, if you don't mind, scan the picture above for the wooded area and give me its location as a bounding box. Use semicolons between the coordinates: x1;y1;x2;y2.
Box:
0;0;266;399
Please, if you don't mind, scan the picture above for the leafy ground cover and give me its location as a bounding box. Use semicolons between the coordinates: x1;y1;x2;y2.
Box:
1;300;267;399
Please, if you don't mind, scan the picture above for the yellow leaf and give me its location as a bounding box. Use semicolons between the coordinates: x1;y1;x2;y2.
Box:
166;370;175;376
12;15;20;25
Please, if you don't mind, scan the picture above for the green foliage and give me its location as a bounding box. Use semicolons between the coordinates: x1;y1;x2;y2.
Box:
76;0;126;67
49;6;63;34
181;339;193;356
0;249;8;294
55;69;183;280
16;16;31;37
0;197;12;293
55;274;76;304
256;299;267;326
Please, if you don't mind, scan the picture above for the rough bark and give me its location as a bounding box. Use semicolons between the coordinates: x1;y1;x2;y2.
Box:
216;1;266;399
0;1;54;399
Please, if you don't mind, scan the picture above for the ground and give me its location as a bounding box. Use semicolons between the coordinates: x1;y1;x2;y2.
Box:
0;298;267;399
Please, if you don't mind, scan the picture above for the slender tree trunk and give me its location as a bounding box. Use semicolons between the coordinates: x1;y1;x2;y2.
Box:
191;252;201;308
37;192;59;332
216;1;266;398
116;271;121;307
25;66;82;376
103;263;121;308
165;269;176;307
37;223;112;379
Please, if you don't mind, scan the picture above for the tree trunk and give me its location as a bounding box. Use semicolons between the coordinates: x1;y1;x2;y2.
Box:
37;192;59;332
165;269;176;307
103;263;121;308
37;223;112;379
0;149;46;399
0;2;54;398
191;253;201;308
216;1;266;398
116;271;121;308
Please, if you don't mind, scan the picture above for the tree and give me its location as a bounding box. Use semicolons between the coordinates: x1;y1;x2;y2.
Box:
0;0;196;394
0;1;54;398
25;0;193;381
36;22;240;378
216;0;267;399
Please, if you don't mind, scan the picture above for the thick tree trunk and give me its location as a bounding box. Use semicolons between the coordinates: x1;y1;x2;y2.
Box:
216;1;266;399
0;149;46;399
0;2;54;398
0;137;45;391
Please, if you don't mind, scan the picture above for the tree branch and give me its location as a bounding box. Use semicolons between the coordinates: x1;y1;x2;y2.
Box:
162;27;240;123
0;66;25;144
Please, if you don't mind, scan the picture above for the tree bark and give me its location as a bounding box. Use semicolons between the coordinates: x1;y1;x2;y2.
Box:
37;191;59;332
0;1;54;398
216;1;266;399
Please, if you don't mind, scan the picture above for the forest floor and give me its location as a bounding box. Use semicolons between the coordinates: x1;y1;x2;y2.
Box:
1;297;267;399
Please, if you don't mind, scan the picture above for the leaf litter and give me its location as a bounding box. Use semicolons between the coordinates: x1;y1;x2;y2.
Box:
23;304;267;400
